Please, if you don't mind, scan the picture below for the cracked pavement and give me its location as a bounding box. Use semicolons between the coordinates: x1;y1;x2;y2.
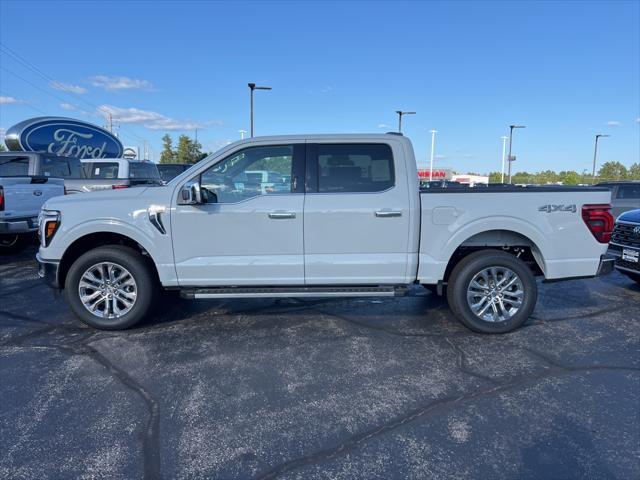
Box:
1;246;639;479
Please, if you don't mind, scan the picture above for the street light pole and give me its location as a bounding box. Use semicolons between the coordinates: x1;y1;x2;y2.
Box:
507;124;526;184
429;130;437;181
238;129;247;140
248;83;272;138
591;134;610;182
500;136;508;183
396;110;416;133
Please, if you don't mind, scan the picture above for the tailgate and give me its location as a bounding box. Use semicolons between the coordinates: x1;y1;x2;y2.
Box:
0;177;65;218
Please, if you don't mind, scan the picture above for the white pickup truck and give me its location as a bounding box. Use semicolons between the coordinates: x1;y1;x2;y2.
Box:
1;154;65;250
36;134;614;333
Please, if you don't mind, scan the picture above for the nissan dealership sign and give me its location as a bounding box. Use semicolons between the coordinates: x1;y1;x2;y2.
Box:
4;117;123;159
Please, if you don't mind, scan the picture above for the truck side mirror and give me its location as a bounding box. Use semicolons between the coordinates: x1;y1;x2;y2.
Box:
178;180;202;205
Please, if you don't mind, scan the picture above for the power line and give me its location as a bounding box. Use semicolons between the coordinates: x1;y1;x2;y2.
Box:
0;43;99;112
0;89;47;115
0;42;152;146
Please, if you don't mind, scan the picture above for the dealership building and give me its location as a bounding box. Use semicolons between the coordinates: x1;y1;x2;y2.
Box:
417;168;489;186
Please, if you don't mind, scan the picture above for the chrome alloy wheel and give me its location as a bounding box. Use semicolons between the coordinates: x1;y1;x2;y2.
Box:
78;262;138;319
466;266;524;323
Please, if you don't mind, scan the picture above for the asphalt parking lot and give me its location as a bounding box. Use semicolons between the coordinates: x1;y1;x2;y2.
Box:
1;246;639;480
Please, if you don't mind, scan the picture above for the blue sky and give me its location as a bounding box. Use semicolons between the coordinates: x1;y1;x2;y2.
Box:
0;0;638;173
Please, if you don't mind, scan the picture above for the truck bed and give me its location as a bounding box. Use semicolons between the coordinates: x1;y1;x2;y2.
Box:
417;186;612;284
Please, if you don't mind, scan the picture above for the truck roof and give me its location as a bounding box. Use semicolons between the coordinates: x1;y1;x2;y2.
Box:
233;133;405;143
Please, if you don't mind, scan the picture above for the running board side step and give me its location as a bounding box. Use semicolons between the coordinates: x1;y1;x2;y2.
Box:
180;285;408;299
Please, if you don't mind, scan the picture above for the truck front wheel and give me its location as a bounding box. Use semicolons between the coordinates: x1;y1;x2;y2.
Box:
65;245;157;330
446;250;537;333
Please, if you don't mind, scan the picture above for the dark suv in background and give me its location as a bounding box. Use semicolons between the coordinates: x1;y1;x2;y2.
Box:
608;208;640;284
596;181;640;218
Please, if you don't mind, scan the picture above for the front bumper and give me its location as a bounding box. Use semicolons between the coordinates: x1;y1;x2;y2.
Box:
608;242;640;275
36;252;61;289
0;216;39;234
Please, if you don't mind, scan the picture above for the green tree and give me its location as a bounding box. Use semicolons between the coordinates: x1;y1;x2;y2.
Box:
0;143;6;152
598;161;628;181
628;163;640;180
159;134;175;164
558;170;580;185
175;134;205;164
488;171;502;183
176;135;194;163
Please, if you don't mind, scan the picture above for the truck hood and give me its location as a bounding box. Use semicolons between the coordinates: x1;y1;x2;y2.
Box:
618;209;640;224
43;186;163;210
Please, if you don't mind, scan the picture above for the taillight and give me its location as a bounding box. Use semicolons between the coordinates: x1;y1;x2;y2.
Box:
0;187;4;211
582;204;613;243
112;184;129;189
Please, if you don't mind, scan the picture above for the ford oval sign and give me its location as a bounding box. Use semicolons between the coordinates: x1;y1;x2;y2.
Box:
5;117;123;159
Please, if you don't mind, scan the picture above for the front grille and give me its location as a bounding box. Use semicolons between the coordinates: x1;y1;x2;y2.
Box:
616;257;640;273
611;222;640;248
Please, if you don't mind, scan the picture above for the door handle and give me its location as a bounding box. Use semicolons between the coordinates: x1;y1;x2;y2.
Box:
375;210;402;218
268;212;296;219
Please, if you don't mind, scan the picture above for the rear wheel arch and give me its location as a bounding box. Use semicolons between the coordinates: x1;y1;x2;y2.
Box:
443;229;545;283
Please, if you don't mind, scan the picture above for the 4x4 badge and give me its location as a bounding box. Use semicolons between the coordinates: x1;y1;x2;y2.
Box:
538;204;576;213
633;226;640;236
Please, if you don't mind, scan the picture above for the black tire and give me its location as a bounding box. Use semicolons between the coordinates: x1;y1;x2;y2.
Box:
64;245;157;330
0;234;28;254
446;250;537;334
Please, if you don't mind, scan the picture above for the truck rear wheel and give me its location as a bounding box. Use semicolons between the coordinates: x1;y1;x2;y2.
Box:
446;250;537;333
65;245;157;330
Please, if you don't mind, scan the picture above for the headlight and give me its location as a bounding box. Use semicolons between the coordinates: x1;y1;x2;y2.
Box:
38;210;61;247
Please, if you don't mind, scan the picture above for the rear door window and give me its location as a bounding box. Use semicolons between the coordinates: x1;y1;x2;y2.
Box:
0;156;30;176
315;144;395;193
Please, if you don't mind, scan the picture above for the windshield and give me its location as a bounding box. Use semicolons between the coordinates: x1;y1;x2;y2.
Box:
84;162;119;179
158;164;188;182
129;162;160;179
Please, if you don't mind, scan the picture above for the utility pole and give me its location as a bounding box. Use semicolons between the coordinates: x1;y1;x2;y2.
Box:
592;134;610;183
248;83;272;137
108;113;113;133
238;129;247;140
500;136;508;183
428;130;437;181
396;110;416;133
507;124;526;184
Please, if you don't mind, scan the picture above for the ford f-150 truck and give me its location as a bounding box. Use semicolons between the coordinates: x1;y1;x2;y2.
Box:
1;154;65;250
36;134;614;333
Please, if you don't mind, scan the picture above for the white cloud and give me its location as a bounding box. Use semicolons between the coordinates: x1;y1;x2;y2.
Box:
0;95;23;104
320;86;333;94
90;75;155;91
377;123;392;129
636;117;640;124
60;102;76;110
0;127;6;140
145;119;205;131
606;120;621;126
434;154;447;160
97;104;214;131
50;81;87;94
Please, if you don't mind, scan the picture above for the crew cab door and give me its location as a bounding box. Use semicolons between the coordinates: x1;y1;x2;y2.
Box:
171;143;306;286
303;142;412;284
